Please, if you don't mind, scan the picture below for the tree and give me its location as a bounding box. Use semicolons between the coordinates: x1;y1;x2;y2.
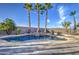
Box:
44;3;52;32
77;23;79;27
0;23;7;31
62;21;71;33
70;10;77;32
16;27;21;35
76;23;79;32
0;18;16;35
34;3;43;32
24;3;32;33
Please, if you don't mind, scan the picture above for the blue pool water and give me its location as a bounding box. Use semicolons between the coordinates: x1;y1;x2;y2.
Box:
1;35;64;42
2;35;54;42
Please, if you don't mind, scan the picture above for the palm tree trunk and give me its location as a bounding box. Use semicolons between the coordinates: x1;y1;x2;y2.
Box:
44;9;48;32
6;30;11;35
37;10;40;32
28;10;31;33
65;27;68;33
73;16;77;33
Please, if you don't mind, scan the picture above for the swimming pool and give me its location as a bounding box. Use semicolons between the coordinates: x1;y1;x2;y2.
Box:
1;35;63;42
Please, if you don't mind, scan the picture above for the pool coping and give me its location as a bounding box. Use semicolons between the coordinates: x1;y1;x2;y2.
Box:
0;33;65;43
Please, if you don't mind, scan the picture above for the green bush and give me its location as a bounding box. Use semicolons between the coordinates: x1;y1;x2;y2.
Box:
0;18;16;35
16;28;21;35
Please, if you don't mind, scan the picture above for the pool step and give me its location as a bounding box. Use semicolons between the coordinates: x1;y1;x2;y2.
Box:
0;42;79;55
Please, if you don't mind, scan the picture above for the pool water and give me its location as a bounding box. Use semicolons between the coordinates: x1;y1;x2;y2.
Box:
1;35;63;42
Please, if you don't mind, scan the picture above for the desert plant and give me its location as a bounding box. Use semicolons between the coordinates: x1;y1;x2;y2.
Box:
62;21;71;33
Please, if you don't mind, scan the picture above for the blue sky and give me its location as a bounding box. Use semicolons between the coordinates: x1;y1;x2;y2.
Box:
0;3;79;28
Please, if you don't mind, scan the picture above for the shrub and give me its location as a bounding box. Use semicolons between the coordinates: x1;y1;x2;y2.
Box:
16;28;21;35
57;32;61;35
0;18;16;35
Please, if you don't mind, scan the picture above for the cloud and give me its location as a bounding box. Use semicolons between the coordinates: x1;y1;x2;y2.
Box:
57;6;66;24
17;24;26;27
58;16;66;24
47;19;50;23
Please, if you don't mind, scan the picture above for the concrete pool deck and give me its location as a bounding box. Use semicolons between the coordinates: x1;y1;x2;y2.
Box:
0;34;79;55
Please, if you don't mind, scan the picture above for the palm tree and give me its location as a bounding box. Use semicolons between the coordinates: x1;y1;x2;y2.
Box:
24;3;32;33
77;23;79;27
76;23;79;32
44;3;52;32
34;3;43;32
70;10;77;33
62;21;71;33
